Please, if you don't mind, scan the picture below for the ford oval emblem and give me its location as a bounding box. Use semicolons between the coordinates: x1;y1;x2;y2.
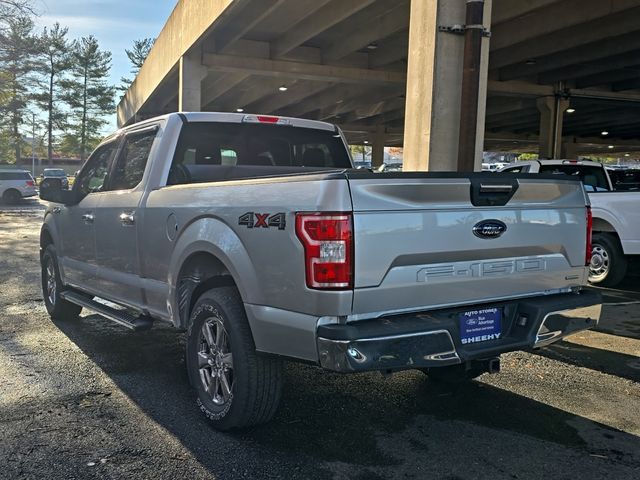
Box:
473;220;507;239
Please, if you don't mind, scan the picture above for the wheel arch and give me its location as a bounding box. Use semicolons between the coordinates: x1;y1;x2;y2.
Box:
168;216;262;329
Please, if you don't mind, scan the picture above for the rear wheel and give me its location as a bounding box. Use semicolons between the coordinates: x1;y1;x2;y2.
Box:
186;287;283;430
2;189;21;204
41;245;82;320
589;233;627;287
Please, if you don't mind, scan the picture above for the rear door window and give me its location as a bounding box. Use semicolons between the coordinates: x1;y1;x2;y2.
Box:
75;142;119;199
108;127;157;191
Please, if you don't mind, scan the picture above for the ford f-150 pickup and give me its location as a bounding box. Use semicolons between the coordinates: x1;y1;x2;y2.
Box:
39;112;601;430
500;160;639;287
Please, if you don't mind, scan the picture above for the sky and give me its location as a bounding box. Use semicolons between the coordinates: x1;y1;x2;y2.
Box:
34;0;178;130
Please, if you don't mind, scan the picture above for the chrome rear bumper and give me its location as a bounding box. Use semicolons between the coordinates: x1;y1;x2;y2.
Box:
317;289;602;373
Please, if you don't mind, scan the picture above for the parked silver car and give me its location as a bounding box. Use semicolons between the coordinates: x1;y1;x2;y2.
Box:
0;169;37;203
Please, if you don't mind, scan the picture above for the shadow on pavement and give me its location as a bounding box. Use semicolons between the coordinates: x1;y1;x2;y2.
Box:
537;341;640;383
50;312;639;475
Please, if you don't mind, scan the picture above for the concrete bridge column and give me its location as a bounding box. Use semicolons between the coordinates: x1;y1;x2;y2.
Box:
371;126;386;169
537;96;570;159
179;53;207;112
402;0;492;171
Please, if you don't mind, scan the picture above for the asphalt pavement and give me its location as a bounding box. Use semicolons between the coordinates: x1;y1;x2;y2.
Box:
1;199;639;480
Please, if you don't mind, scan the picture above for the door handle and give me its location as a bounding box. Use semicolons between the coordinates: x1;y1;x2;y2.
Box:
119;211;135;226
82;212;94;223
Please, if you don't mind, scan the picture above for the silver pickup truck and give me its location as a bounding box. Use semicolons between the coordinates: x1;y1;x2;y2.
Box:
39;112;601;430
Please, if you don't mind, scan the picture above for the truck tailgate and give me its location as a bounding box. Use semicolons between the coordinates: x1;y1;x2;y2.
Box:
347;172;589;316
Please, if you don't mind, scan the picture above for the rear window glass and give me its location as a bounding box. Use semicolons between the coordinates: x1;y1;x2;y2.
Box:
539;165;610;192
609;170;640;191
0;171;32;180
168;122;351;185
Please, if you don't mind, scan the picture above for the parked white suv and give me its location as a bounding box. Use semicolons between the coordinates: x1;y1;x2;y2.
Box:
0;169;37;203
500;160;638;286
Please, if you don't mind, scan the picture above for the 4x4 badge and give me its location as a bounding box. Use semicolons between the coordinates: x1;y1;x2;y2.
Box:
239;212;286;230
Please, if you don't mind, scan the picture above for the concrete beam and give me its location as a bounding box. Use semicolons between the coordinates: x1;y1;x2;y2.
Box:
322;1;409;61
201;72;249;108
491;0;563;25
490;7;640;70
368;31;409;68
213;0;286;53
488;80;554;97
491;0;640;51
575;69;640;89
613;78;640;92
202;53;406;84
498;31;640;81
249;81;332;115
283;84;390;118
270;0;375;58
539;51;640;85
217;77;285;111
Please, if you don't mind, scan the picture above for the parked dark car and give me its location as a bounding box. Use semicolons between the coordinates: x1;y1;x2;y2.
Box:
607;168;640;191
41;168;69;189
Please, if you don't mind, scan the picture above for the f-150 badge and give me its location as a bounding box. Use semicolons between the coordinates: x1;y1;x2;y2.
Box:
239;212;286;230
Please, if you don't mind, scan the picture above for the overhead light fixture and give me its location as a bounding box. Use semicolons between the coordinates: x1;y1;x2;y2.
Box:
601;131;609;136
236;108;244;113
566;108;576;113
364;140;369;144
278;85;288;92
525;59;537;65
624;153;630;157
366;43;378;50
608;145;614;149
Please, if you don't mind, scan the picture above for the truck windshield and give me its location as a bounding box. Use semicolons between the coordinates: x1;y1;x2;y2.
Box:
539;165;610;192
168;122;352;185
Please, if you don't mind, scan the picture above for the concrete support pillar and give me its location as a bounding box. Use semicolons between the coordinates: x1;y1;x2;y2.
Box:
371;126;386;169
537;96;570;159
178;53;207;112
402;0;491;171
561;142;579;159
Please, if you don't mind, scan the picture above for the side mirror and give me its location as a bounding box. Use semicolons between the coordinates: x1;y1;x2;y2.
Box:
40;178;77;205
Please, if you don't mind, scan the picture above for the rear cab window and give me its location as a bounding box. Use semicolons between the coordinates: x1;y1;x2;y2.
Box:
539;165;610;192
167;122;351;185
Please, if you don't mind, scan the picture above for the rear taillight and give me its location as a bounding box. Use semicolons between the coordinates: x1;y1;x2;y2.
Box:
295;213;353;290
585;206;593;266
26;180;34;187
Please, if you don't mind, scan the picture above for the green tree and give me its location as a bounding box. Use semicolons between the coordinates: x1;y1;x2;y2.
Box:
34;22;72;164
0;1;36;31
118;37;154;92
0;15;39;163
62;36;115;161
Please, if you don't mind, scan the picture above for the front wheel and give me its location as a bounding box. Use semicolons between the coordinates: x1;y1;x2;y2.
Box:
186;287;283;430
589;233;627;287
41;245;82;320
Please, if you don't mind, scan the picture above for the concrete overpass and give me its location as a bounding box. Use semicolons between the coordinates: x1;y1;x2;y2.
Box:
118;0;640;170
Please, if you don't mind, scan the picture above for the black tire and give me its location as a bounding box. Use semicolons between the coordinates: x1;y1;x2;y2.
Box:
420;364;485;383
186;287;283;430
2;189;21;204
589;233;627;287
41;245;82;320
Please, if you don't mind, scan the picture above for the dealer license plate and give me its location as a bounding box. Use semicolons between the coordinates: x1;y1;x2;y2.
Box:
459;308;502;345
